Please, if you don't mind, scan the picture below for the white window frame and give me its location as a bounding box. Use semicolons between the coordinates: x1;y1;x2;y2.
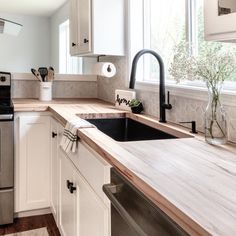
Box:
127;0;236;94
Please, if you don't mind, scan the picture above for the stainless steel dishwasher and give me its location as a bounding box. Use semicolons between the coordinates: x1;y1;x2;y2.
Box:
103;168;188;236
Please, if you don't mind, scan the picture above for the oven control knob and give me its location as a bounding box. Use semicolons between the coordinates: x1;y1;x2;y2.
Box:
0;76;6;82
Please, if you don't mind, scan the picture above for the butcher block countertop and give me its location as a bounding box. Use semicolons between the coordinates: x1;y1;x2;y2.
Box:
13;98;236;236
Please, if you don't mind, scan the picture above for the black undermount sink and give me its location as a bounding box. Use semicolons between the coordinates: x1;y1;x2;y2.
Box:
86;118;178;142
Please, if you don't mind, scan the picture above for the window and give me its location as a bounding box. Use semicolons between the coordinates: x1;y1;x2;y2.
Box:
130;0;236;85
59;20;82;74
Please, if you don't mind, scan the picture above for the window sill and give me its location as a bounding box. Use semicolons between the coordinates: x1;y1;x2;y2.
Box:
135;81;236;107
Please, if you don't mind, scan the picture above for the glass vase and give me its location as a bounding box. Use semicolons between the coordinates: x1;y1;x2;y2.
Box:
205;82;227;145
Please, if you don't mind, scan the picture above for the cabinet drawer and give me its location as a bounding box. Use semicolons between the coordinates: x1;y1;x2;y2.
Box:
67;142;111;205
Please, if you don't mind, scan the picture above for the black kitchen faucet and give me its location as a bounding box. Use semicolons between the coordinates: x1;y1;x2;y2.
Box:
129;49;172;123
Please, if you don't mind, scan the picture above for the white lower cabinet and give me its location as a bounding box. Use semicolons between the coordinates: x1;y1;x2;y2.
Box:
15;114;111;235
59;149;78;236
15;113;51;212
58;146;110;236
75;167;110;236
51;118;64;225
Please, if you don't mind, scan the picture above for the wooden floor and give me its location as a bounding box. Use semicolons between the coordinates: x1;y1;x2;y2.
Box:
0;214;60;236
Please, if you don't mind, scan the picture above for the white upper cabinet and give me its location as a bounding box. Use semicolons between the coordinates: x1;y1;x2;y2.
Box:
70;0;125;56
204;0;236;41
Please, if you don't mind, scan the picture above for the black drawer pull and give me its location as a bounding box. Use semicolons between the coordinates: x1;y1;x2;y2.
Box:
69;185;77;194
67;180;77;194
67;180;73;189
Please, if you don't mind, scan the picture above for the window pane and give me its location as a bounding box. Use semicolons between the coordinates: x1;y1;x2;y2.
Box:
146;0;186;82
59;20;83;74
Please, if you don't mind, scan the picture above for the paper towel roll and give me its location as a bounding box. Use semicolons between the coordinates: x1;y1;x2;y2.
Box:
92;62;116;78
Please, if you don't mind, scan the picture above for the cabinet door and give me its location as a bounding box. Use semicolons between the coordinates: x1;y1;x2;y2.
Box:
77;0;92;54
51;118;59;223
205;0;236;41
70;0;79;55
17;116;51;212
75;170;110;236
59;150;78;236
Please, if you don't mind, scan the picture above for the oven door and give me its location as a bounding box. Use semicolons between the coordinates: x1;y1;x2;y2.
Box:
0;121;14;188
0;189;14;225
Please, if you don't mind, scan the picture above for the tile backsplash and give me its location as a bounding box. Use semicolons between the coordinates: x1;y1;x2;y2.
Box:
12;80;97;99
97;56;236;143
12;60;236;143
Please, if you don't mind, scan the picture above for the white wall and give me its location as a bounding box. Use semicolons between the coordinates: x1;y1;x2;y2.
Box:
50;1;96;74
0;12;50;72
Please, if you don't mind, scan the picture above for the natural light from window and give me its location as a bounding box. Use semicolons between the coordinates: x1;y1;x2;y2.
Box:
134;0;236;86
146;0;186;82
59;19;82;74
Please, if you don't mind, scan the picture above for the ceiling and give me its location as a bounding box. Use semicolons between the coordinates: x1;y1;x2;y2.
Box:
0;0;68;17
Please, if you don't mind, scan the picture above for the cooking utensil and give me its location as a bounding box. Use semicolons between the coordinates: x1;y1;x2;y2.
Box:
49;66;54;72
38;67;48;82
48;67;54;82
31;68;41;82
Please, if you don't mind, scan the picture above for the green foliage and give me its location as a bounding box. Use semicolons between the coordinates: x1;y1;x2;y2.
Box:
129;99;141;107
169;6;236;84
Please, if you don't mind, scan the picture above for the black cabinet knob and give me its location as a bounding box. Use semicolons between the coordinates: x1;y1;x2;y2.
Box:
69;185;77;194
67;180;73;189
72;42;76;47
83;38;89;44
67;180;77;194
52;132;57;138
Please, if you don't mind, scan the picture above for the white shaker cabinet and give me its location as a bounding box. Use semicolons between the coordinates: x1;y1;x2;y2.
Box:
58;142;110;236
15;113;51;212
58;149;78;236
50;118;64;225
15;112;111;235
75;167;110;236
204;0;236;41
70;0;125;56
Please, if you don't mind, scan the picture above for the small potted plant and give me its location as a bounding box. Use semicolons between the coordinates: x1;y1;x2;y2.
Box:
129;99;144;114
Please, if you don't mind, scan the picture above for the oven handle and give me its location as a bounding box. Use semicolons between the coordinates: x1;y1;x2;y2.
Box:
103;183;148;236
0;114;13;120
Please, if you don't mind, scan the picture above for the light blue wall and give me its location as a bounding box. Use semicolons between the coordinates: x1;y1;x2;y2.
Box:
0;12;50;72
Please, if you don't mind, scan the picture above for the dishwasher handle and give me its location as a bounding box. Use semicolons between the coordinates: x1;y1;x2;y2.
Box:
103;183;148;236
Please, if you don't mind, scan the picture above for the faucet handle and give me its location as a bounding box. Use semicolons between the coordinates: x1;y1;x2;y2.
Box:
162;91;172;110
167;91;170;105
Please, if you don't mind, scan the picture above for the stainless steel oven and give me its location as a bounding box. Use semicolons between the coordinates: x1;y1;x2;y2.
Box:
0;72;14;225
103;168;188;236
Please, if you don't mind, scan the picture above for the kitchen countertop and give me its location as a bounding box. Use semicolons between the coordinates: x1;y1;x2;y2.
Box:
13;98;236;236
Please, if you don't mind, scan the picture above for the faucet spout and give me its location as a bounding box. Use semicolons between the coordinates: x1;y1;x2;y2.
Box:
129;49;172;123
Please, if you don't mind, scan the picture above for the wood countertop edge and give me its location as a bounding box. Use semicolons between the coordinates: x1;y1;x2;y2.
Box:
78;129;210;236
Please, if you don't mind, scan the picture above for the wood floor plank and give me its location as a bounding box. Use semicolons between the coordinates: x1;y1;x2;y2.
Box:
0;214;60;236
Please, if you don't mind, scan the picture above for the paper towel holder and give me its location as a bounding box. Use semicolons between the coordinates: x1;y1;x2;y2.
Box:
97;55;106;62
107;65;112;72
97;55;113;73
